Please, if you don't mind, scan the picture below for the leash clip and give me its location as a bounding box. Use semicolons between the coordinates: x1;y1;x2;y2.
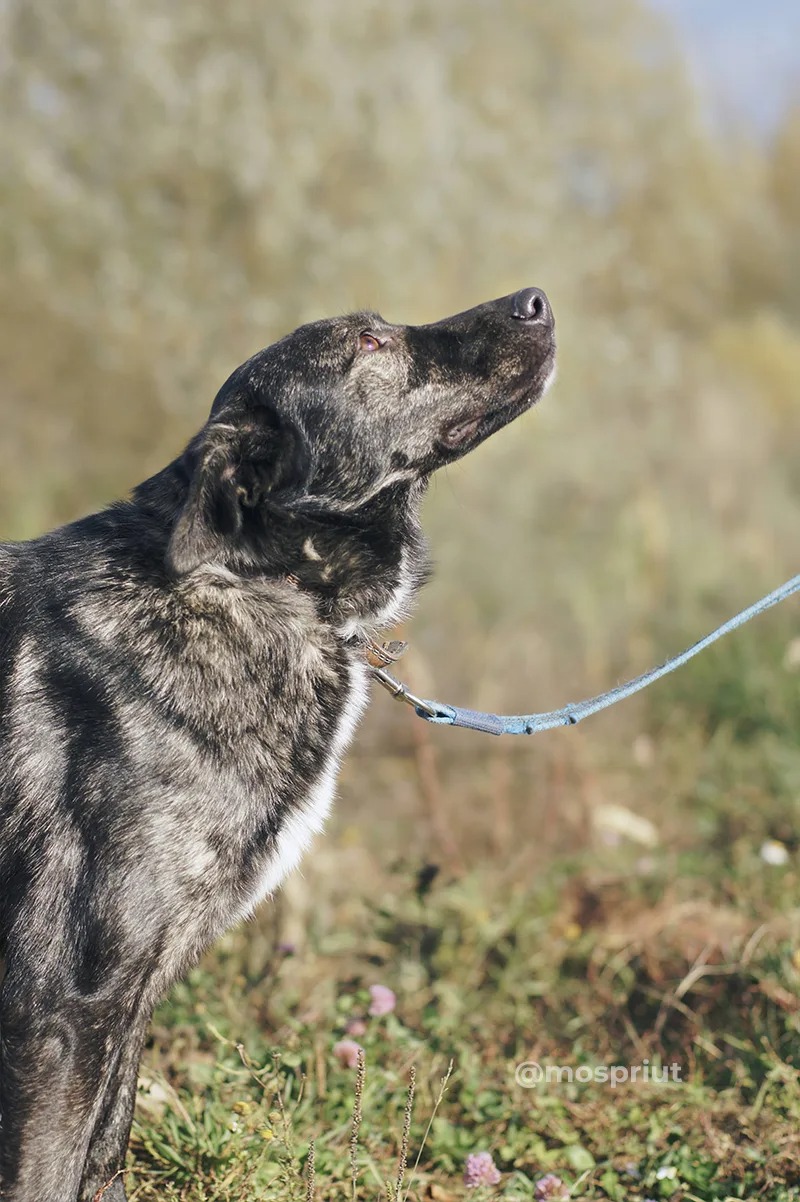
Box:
369;664;441;719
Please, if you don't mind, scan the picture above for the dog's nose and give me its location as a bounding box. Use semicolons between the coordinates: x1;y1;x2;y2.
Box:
511;287;552;325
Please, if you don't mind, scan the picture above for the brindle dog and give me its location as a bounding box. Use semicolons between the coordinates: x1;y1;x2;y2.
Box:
0;288;555;1200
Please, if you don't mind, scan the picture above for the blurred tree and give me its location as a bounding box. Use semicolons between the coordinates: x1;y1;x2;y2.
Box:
0;0;796;697
770;104;800;320
0;0;746;404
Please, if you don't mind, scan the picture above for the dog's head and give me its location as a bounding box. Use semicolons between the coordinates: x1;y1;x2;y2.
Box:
168;289;555;576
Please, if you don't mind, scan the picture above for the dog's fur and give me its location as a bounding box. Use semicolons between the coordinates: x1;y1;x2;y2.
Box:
0;289;555;1201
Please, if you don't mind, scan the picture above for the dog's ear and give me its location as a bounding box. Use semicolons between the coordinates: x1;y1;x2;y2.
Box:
167;405;309;576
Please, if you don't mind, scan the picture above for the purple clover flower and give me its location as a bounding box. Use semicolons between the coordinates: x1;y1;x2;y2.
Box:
332;1039;363;1069
368;984;396;1016
464;1151;501;1188
534;1174;569;1200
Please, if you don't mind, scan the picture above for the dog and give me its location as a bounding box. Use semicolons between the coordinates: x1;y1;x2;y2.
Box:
0;287;555;1201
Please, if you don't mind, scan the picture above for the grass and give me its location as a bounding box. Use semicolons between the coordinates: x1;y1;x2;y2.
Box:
123;623;800;1200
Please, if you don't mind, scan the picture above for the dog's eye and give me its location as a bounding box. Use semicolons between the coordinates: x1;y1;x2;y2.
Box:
358;332;383;353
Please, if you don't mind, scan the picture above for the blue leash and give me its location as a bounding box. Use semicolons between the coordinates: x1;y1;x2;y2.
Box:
371;574;800;736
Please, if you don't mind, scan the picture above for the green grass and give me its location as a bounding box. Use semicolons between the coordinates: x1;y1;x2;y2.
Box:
123;630;800;1201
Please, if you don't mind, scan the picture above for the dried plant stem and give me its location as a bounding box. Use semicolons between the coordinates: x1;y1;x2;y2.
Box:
92;1169;124;1202
410;714;463;871
350;1047;366;1201
305;1139;316;1202
489;743;513;856
392;1064;416;1202
268;1053;294;1151
403;1060;453;1202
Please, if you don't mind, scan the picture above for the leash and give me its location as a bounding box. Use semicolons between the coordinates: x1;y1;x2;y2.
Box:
369;573;800;737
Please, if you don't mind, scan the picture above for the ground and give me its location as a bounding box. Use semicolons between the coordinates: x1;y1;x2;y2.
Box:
128;622;800;1201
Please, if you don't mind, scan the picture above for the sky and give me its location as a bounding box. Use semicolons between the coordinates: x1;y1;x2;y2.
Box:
649;0;800;131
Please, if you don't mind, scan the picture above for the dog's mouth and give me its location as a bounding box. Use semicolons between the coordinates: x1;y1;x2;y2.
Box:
438;392;535;451
437;361;553;454
439;413;490;450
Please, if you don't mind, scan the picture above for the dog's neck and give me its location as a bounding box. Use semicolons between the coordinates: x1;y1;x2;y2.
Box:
284;490;430;641
130;460;430;640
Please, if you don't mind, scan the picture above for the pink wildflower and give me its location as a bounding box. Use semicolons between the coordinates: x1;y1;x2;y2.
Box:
534;1173;569;1201
345;1018;367;1037
368;984;396;1017
464;1151;501;1188
332;1039;363;1069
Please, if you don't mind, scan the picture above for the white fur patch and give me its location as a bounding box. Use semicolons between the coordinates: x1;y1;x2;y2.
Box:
238;658;370;916
337;548;415;642
541;359;557;396
368;548;415;630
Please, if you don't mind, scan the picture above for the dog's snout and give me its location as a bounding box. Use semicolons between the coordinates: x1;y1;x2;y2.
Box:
510;287;551;325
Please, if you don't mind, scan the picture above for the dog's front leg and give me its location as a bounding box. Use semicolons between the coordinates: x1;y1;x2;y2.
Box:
0;980;125;1202
78;1006;152;1202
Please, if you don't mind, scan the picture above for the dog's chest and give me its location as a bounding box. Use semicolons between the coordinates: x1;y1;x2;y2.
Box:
236;657;370;918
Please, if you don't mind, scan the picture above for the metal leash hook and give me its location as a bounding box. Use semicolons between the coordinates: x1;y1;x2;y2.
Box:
365;639;441;719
